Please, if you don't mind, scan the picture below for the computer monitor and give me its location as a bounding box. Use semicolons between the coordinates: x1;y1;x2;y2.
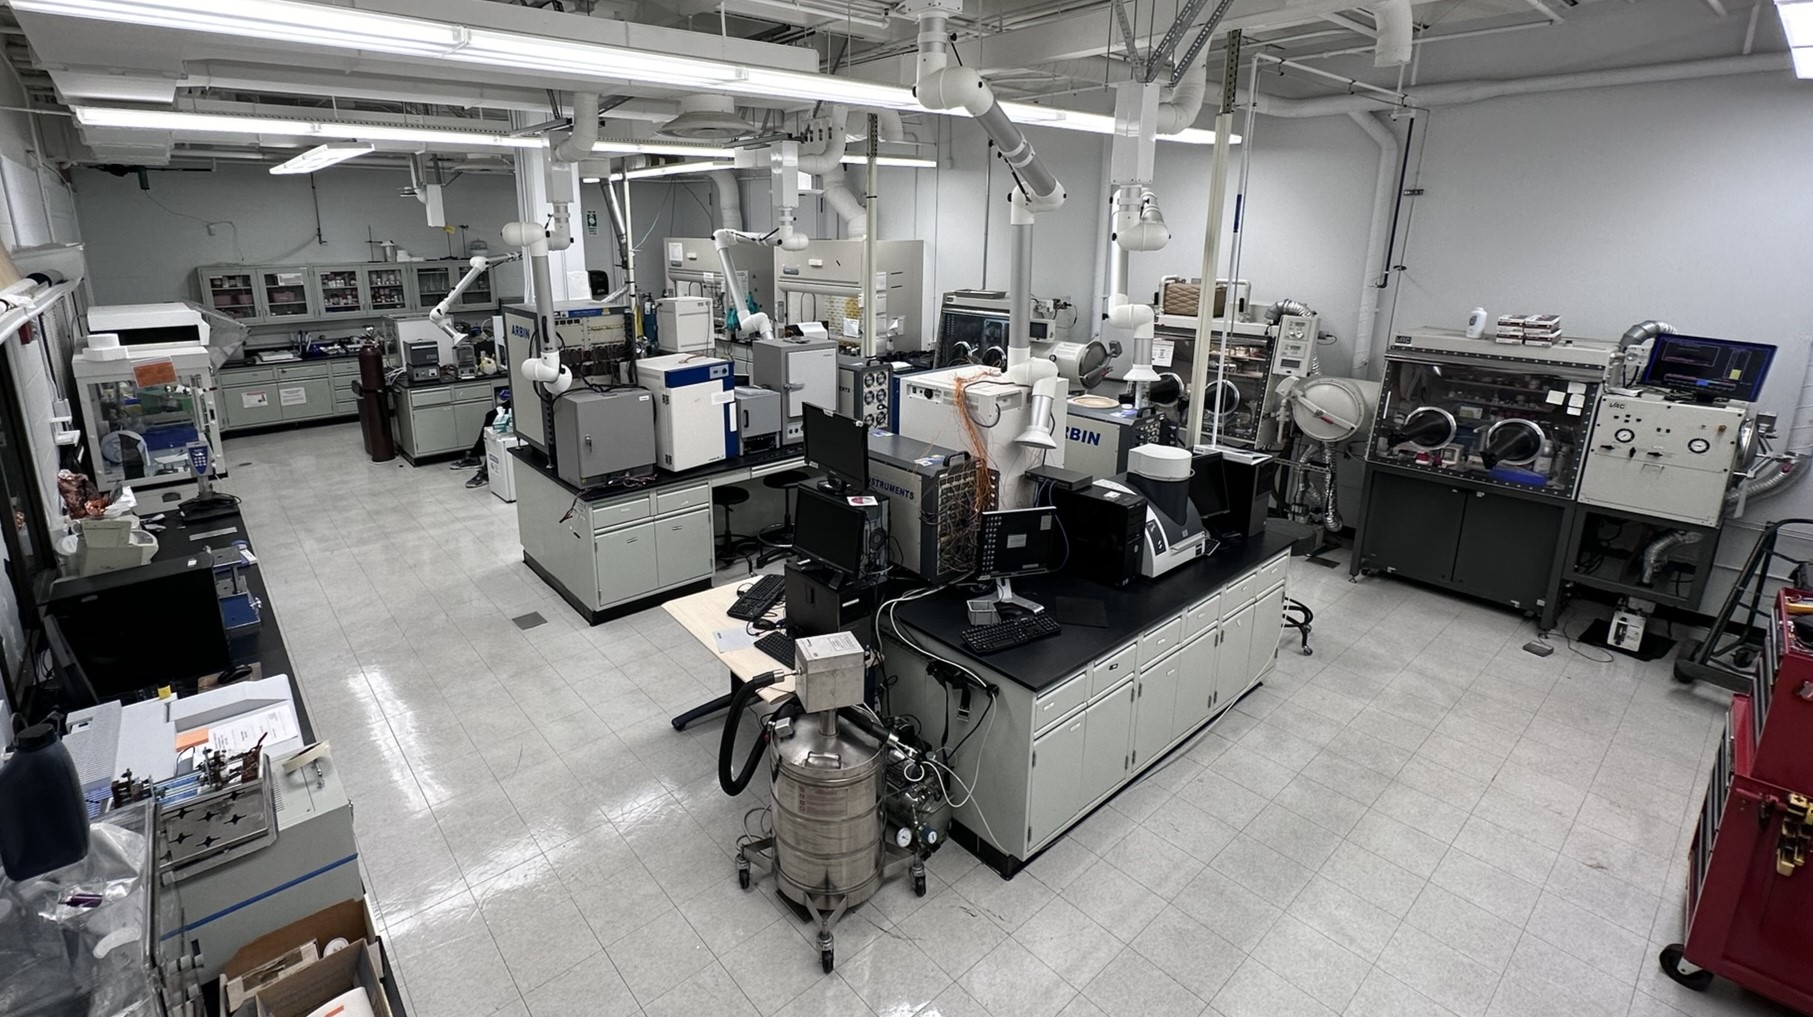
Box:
1641;334;1776;403
974;507;1059;614
803;405;870;492
1188;449;1230;522
792;487;868;575
43;557;230;704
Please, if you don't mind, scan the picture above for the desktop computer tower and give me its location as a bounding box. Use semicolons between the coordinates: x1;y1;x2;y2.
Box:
784;560;881;650
867;434;988;583
1051;483;1146;588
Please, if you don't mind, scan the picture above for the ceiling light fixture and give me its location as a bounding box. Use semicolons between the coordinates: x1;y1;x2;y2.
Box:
70;106;541;150
23;0;1215;143
838;155;938;168
1778;1;1813;76
609;160;735;181
269;141;374;174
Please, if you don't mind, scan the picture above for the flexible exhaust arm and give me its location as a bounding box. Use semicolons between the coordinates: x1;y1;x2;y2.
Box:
713;228;777;340
429;252;522;343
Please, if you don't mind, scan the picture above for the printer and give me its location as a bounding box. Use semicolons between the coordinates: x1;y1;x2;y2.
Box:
1099;444;1210;578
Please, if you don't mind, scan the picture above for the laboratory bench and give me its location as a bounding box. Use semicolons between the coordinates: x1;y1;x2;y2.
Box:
387;374;507;464
512;444;805;624
218;356;363;434
886;527;1303;875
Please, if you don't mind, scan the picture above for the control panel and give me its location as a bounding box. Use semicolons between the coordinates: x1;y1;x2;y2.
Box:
1577;393;1747;527
1270;314;1318;378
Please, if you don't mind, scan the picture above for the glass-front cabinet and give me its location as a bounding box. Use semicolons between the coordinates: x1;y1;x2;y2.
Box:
259;268;315;319
411;263;455;310
366;265;409;312
1367;329;1617;500
454;262;493;310
199;268;258;320
315;266;367;315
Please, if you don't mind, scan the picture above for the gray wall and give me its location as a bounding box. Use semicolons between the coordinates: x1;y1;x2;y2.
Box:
72;164;521;305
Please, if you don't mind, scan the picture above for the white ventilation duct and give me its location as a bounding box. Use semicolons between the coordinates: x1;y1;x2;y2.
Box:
552;92;599;163
1369;0;1414;68
1348;111;1398;379
660;94;757;141
1154;61;1207;136
822;170;867;238
796;104;851;175
709;169;743;231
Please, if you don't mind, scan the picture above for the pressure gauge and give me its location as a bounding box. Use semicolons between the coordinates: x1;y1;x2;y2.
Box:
1688;437;1711;454
1614;428;1635;443
893;827;914;849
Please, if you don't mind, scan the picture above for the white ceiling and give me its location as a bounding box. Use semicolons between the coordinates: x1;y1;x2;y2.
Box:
4;0;1790;167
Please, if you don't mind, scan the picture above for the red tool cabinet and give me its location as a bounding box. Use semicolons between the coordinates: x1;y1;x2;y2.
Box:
1662;591;1813;1010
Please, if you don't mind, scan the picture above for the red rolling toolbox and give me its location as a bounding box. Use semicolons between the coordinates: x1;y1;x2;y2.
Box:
1662;591;1813;1010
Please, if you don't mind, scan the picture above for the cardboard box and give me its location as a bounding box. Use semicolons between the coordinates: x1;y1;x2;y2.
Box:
222;900;383;1015
225;942;320;1014
248;941;390;1017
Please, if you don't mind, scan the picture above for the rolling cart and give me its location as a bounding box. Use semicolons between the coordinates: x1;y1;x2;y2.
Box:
1660;590;1813;1011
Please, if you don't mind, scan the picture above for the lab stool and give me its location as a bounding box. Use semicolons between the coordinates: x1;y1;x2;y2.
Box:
713;486;757;569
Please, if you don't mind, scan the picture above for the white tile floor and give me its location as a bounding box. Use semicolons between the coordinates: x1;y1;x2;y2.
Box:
229;422;1798;1017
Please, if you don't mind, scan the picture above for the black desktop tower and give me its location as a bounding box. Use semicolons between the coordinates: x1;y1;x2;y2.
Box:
784;560;880;647
1051;484;1146;588
1220;454;1278;540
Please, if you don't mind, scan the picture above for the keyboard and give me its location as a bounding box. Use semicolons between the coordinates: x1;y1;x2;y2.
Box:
962;613;1062;655
754;631;796;669
728;574;785;621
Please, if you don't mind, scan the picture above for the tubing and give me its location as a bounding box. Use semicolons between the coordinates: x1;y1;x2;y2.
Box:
1265;298;1316;323
1640;531;1702;586
719;673;782;796
1348;111;1399;378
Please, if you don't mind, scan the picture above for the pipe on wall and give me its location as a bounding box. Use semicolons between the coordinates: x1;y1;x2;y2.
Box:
1246;53;1790;119
1346;111;1399;379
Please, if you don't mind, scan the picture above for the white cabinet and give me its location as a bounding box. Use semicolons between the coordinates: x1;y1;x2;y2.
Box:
1249;584;1287;684
596;522;658;606
1028;714;1086;845
654;508;713;587
1132;649;1182;769
1177;626;1221;738
1079;681;1136;806
1218;601;1257;706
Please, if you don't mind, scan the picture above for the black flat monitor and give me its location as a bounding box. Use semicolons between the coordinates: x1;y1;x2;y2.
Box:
43;557;229;705
803;405;870;492
1189;449;1231;521
792;488;868;575
1641;334;1776;403
976;507;1059;580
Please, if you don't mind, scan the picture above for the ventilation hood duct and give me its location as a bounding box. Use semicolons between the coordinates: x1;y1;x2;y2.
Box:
658;95;758;141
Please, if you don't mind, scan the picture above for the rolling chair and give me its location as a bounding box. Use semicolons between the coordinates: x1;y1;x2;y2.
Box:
713;486;757;569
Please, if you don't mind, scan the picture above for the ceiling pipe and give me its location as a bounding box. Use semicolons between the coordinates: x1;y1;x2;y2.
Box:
822;169;868;238
552;92;600;163
1247;52;1790;118
1154;60;1207;135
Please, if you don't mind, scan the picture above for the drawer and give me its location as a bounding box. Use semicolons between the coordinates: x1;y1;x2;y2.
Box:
1033;671;1090;735
590;494;652;529
410;387;454;407
1221;571;1257;616
220;366;276;386
1090;643;1137;700
277;363;330;381
329;360;363;379
1137;614;1184;667
453;383;496;404
1257;553;1289;588
655;483;711;516
1182;594;1221;642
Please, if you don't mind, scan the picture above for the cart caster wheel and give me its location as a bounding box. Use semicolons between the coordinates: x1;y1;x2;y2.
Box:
1659;944;1712;991
737;868;750;890
913;873;927;897
821;949;834;974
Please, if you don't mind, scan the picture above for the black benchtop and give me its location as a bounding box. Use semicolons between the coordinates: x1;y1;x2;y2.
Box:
894;527;1304;693
510;443;807;502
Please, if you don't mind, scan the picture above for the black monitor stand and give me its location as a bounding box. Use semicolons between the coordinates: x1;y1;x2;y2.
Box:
977;576;1044;615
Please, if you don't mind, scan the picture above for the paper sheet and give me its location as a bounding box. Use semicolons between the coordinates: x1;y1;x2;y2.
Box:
207;703;300;756
713;628;758;653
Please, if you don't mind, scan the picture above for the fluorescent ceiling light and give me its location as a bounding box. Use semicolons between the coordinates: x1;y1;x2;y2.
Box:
13;0;466;56
270;142;374;174
839;155;938;168
71;106;539;150
1796;46;1813;78
1779;2;1813;47
610;160;735;181
592;141;738;158
31;0;1208;143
